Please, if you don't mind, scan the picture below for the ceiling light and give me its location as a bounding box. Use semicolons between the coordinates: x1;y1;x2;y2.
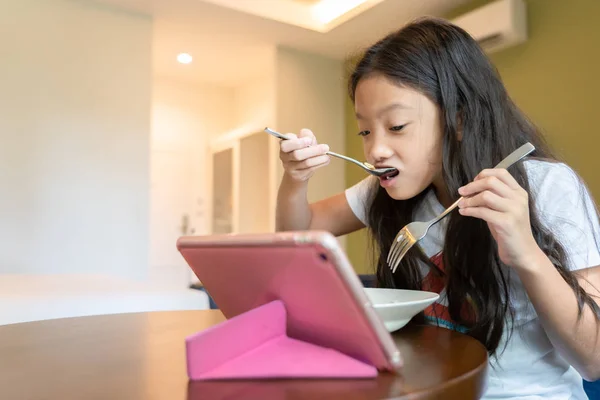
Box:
311;0;370;24
177;53;193;64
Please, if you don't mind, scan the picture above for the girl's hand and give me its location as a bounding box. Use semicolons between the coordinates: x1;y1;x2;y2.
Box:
279;128;330;182
457;168;542;270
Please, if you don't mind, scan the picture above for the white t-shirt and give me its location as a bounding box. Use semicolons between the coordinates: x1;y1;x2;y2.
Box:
345;160;600;400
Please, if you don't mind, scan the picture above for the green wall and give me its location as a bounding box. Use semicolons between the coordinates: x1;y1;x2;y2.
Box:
344;0;600;273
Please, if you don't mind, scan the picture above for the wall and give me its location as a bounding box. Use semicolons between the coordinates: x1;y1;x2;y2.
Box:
0;0;152;279
275;46;346;238
152;80;235;153
233;69;276;129
344;0;600;273
150;79;234;285
233;77;275;129
449;0;600;198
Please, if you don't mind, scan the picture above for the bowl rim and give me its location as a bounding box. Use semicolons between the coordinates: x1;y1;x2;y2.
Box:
365;288;440;309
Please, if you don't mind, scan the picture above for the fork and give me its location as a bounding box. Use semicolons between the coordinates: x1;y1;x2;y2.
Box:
387;142;536;273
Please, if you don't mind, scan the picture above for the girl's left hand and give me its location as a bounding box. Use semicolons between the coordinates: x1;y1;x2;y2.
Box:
457;168;542;271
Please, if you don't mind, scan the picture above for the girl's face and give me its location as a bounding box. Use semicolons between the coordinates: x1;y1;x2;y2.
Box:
354;74;445;201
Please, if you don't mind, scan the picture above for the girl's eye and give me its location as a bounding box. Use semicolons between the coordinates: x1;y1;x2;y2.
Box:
390;125;406;132
358;130;371;136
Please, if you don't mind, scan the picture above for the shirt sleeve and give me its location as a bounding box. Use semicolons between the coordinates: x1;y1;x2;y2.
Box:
344;177;375;226
527;161;600;271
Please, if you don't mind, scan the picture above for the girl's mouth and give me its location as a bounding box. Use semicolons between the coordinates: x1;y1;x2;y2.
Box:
380;169;399;180
379;169;399;186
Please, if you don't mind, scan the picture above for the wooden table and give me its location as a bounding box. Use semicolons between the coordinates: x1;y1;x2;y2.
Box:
0;310;488;399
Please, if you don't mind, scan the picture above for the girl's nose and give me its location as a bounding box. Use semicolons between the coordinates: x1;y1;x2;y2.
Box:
368;136;394;164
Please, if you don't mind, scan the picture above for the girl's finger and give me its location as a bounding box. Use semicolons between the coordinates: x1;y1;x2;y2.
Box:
458;190;511;212
280;135;314;153
458;205;504;225
298;128;317;146
459;174;513;199
295;155;330;170
475;168;521;190
283;144;329;162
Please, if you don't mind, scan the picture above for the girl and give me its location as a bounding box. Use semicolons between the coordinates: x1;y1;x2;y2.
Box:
276;17;600;399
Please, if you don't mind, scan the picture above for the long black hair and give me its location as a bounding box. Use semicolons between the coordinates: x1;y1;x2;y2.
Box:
349;17;600;355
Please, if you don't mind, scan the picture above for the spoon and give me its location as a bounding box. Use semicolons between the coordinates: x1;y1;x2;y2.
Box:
264;128;398;177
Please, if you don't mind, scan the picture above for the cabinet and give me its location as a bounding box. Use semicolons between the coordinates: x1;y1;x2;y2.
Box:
208;128;280;235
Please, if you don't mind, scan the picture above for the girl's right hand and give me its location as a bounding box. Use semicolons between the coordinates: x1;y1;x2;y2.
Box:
279;128;330;182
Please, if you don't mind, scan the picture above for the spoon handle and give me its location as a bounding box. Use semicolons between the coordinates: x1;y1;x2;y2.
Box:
325;151;370;172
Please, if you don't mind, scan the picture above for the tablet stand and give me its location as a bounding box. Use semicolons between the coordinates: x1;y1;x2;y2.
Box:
185;300;378;380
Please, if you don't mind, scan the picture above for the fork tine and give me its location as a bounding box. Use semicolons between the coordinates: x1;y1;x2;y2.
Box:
388;238;404;272
386;239;397;264
391;240;413;273
390;229;410;266
388;238;403;266
386;245;394;265
386;231;405;264
389;240;406;273
390;239;412;273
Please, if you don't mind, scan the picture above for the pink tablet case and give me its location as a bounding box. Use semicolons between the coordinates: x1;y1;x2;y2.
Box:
178;231;402;381
185;300;377;380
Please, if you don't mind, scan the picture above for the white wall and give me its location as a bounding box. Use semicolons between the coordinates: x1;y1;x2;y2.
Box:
0;0;152;279
150;79;234;285
153;79;236;149
233;75;276;129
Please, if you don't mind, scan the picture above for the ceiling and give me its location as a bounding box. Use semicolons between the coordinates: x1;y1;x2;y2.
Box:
91;0;471;87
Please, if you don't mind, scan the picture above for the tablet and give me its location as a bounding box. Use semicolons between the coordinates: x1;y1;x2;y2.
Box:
176;230;402;372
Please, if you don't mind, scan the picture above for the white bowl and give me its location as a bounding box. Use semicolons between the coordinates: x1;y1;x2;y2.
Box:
364;288;439;332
